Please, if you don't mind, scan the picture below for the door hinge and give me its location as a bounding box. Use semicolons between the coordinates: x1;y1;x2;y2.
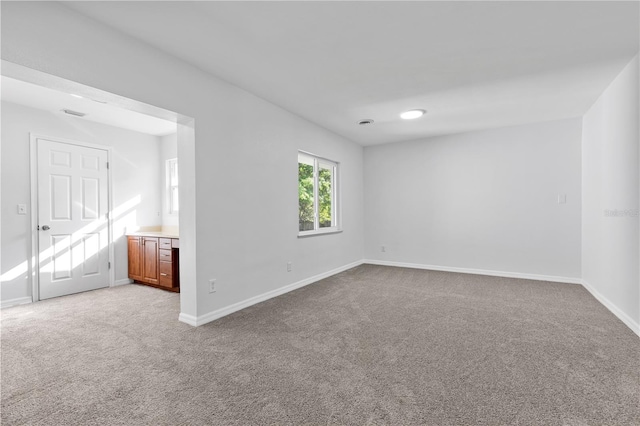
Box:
108;262;111;269
106;161;109;169
106;212;109;219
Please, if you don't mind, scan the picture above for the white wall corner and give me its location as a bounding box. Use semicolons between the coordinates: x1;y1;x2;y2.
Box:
180;260;364;327
114;278;134;287
0;296;33;310
581;280;640;338
363;259;583;284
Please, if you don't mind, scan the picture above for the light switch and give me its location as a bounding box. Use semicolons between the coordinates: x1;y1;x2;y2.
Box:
557;194;566;204
17;204;27;215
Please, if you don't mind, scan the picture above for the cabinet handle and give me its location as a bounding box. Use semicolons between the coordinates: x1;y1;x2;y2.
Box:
160;273;168;276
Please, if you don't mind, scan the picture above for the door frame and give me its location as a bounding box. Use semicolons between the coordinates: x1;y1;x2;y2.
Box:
29;133;115;302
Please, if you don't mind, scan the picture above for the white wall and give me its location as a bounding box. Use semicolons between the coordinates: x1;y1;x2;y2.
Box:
0;101;162;303
364;118;583;280
582;55;639;333
159;133;179;229
1;2;364;321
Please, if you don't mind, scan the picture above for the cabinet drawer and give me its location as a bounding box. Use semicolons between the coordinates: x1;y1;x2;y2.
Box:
159;274;174;288
159;238;173;250
159;261;173;276
159;249;173;262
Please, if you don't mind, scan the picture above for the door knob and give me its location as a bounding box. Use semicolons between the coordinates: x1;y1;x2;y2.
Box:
41;225;50;231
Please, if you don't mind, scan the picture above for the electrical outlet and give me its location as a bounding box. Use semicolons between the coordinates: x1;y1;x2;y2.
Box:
287;262;292;272
209;279;216;293
17;204;27;215
381;245;386;252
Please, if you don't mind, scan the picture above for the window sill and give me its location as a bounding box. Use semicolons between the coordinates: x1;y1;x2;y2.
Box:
298;228;343;238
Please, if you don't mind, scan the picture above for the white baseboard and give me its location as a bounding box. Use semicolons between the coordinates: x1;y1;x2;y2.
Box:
178;312;198;326
113;278;133;286
1;296;33;309
364;259;582;284
366;259;638;337
178;259;639;338
179;260;364;327
581;279;640;337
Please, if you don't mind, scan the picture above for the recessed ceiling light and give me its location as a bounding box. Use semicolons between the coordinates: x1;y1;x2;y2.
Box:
400;109;426;120
358;119;374;125
70;94;83;99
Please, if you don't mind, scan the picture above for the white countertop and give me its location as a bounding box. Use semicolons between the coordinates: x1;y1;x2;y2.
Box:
126;231;179;239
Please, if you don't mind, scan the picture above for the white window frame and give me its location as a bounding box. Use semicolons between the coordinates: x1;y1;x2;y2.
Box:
166;158;179;215
298;151;341;237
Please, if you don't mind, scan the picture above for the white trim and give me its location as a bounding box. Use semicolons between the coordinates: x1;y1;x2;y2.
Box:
1;297;33;310
29;134;115;301
179;260;363;327
166;158;179;215
30;135;39;301
365;260;639;336
114;278;133;286
581;279;640;337
363;259;583;284
298;228;343;238
177;258;640;340
177;312;199;327
107;146;115;289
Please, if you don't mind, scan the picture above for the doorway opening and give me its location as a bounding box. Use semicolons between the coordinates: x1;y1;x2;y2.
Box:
1;60;196;316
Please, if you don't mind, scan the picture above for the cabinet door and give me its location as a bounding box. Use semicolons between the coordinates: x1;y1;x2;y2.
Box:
127;237;143;281
142;237;159;284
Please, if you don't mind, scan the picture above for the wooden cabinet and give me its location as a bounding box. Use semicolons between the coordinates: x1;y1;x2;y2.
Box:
127;236;179;292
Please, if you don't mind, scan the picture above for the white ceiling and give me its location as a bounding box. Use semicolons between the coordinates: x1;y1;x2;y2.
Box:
1;76;177;136
62;1;638;146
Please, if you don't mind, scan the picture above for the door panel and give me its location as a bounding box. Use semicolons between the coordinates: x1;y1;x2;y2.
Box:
127;237;143;281
51;234;72;280
81;177;100;220
142;238;159;284
82;233;101;276
50;149;71;167
50;175;72;220
37;138;110;300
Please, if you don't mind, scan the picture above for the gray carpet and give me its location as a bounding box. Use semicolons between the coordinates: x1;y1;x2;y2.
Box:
2;264;639;425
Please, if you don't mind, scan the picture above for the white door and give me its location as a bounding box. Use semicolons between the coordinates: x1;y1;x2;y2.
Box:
37;138;110;300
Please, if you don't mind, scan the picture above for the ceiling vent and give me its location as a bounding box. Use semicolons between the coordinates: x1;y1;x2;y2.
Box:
62;109;86;117
358;119;374;125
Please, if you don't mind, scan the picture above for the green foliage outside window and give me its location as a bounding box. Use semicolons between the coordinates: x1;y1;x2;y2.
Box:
318;168;332;228
299;160;334;231
298;163;314;231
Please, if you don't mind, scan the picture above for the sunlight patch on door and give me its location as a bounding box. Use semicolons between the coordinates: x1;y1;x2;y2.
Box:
82;233;100;276
51;235;71;280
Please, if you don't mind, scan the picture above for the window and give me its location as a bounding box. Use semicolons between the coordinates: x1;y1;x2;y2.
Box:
167;158;179;214
298;151;339;236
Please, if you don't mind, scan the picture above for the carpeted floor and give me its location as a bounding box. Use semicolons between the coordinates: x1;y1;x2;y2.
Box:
2;264;639;425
